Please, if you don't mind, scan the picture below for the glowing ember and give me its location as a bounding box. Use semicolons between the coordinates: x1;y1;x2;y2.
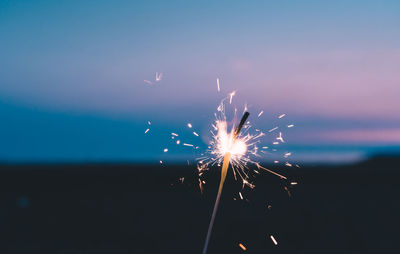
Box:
155;72;163;82
238;243;247;251
228;90;236;104
269;127;279;132
270;235;278;245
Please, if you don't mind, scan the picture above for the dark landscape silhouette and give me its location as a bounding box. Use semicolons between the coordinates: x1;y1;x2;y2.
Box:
0;155;399;253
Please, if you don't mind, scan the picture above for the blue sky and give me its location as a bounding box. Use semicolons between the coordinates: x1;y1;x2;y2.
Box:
1;0;399;163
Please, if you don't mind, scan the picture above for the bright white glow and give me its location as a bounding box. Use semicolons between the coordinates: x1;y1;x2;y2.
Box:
214;121;247;158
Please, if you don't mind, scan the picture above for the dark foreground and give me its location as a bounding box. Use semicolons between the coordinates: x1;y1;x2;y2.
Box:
0;156;399;254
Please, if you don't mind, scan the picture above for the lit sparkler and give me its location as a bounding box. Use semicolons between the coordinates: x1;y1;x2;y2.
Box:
197;94;290;253
201;111;249;254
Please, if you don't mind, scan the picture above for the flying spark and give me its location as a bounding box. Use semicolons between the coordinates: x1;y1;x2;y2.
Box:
216;78;220;92
276;132;285;143
238;243;247;251
269;127;279;132
278;113;286;119
229;90;236;104
270;235;278;245
187;123;193;128
258;110;264;117
155;72;163;82
144;128;150;134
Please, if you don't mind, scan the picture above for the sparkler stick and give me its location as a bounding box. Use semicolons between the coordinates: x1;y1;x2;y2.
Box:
202;112;249;254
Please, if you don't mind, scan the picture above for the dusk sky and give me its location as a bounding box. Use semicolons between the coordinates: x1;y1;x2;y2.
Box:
1;0;399;163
